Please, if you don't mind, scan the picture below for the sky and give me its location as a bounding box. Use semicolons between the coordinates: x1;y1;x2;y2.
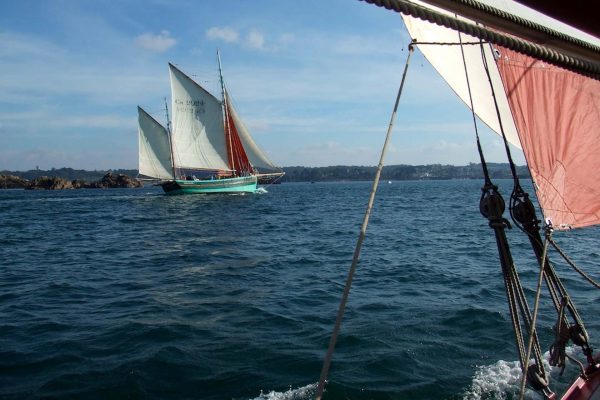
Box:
0;0;527;171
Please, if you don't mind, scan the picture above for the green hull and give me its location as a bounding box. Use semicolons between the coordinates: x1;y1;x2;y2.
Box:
161;176;257;195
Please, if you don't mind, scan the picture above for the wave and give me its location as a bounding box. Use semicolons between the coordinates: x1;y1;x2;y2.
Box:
251;382;317;400
462;347;585;400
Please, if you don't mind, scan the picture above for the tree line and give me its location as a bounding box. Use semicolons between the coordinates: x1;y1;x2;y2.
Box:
1;163;530;183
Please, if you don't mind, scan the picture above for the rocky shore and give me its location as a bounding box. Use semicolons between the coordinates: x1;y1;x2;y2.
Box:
0;172;142;190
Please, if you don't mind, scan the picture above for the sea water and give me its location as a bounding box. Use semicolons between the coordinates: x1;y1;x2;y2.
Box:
1;180;598;399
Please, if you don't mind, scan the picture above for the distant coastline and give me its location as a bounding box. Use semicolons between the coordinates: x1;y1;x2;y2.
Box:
1;163;530;187
281;163;530;182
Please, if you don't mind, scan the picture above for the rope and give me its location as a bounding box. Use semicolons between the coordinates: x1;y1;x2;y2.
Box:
415;40;483;46
314;43;415;400
456;34;492;186
548;236;600;289
518;234;550;400
473;37;551;397
361;0;600;80
455;34;550;396
549;298;570;374
429;0;600;55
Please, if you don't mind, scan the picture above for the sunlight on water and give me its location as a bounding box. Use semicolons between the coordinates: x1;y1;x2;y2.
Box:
252;383;317;400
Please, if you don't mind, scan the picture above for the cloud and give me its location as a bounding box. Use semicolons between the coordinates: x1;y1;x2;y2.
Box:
245;30;266;50
206;27;275;52
206;27;239;43
135;30;176;52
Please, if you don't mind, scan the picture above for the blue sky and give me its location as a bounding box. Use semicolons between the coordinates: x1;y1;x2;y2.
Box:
0;0;525;171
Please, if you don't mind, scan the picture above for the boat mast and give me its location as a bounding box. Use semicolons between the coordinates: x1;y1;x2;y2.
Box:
217;49;236;175
164;97;177;180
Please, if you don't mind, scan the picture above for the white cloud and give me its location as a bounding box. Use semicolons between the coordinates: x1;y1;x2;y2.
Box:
135;30;176;52
206;27;278;52
246;30;266;51
206;27;239;43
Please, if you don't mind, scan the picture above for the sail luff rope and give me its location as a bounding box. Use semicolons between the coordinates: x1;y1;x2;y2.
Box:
360;0;600;80
417;0;600;56
314;43;415;400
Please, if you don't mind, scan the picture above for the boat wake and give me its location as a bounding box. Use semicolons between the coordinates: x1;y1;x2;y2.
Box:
463;347;582;399
250;383;317;400
255;187;268;194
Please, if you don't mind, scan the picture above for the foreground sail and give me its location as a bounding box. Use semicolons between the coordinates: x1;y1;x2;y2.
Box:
137;55;284;194
316;1;600;400
399;0;600;229
494;47;600;229
389;0;600;399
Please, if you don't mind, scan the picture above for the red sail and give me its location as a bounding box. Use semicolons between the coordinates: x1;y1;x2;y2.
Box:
495;46;600;230
225;99;253;176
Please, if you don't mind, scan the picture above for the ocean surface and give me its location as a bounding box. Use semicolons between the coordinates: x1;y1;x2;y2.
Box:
1;180;598;400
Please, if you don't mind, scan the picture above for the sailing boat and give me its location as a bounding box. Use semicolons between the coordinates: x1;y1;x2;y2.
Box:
316;1;599;399
137;52;284;195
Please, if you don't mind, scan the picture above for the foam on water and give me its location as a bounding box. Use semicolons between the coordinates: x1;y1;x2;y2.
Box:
255;187;269;194
463;359;532;400
252;383;317;400
463;347;584;400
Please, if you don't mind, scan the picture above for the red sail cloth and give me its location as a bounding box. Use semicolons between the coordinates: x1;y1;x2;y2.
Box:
225;103;252;176
495;46;600;230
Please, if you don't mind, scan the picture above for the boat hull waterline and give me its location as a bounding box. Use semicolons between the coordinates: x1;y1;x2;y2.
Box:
161;176;258;195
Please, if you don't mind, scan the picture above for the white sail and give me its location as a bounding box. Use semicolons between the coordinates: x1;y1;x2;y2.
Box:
401;1;522;149
168;63;230;171
226;94;279;172
137;106;174;180
401;1;600;229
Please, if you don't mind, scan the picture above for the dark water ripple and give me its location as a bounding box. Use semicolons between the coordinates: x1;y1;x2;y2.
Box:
0;181;598;399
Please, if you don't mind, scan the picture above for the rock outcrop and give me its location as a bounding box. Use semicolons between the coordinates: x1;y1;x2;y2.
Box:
7;172;143;190
88;172;143;188
0;175;28;189
25;176;75;190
